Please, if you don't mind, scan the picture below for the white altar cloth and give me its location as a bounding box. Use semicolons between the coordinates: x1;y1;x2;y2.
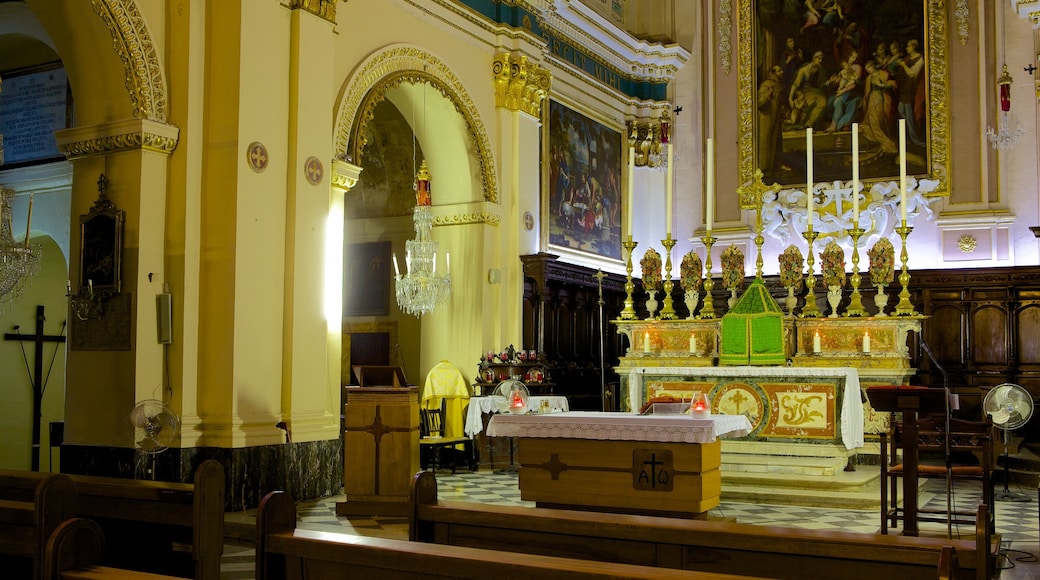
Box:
464;395;570;437
626;366;864;450
486;411;753;444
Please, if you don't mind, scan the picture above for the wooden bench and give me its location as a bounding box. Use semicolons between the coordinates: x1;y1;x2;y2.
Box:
42;517;181;579
408;471;987;580
256;489;769;580
0;460;224;580
0;472;77;580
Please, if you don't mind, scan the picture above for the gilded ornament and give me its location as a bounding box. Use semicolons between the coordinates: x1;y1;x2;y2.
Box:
247;142;269;173
90;0;167;122
718;0;732;75
434;212;500;226
334;46;499;203
493;52;551;117
957;234;978;253
304;156;324;185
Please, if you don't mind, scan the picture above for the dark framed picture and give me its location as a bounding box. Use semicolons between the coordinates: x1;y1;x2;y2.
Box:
545;99;623;262
344;241;391;316
737;0;949;193
79;192;124;293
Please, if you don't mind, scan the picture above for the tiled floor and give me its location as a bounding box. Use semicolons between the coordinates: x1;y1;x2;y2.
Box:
220;469;1040;579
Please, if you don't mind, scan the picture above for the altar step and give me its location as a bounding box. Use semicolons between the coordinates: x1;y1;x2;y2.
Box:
720;465;882;510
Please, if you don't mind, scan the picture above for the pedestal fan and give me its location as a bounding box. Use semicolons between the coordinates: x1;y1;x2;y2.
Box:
128;399;180;480
982;383;1034;502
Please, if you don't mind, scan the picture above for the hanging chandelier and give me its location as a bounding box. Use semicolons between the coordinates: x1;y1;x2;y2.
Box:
987;64;1026;151
0;185;41;309
392;159;451;316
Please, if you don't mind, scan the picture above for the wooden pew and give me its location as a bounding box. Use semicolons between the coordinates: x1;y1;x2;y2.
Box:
256;490;770;580
408;471;985;580
0;473;76;580
0;460;224;580
42;517;180;579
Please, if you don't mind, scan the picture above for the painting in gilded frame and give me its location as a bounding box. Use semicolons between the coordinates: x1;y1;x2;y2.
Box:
738;0;949;193
545;99;623;262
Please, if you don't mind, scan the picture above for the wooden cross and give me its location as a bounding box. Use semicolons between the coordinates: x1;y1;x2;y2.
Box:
4;305;66;471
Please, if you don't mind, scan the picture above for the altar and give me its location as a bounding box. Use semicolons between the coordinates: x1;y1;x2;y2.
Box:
486;411;752;518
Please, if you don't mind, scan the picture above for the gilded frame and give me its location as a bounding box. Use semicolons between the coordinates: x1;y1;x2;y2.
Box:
543;99;624;263
737;0;950;195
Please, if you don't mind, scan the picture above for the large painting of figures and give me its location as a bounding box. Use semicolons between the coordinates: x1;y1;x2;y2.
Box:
738;0;950;193
546;100;623;262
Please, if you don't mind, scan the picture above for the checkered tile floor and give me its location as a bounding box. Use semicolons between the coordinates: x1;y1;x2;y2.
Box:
221;469;1040;578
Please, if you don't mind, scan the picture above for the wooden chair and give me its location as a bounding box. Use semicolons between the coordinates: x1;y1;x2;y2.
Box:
880;414;995;535
419;399;474;474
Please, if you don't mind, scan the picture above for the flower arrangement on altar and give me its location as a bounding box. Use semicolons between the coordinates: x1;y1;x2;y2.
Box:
720;245;745;292
868;238;895;286
778;245;804;289
640;248;662;292
679;251;703;293
820;241;847;288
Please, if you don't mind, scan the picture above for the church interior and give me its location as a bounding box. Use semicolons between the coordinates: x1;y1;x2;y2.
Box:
4;0;1040;577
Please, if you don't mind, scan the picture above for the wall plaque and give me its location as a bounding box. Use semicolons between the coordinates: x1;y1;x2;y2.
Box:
0;66;70;166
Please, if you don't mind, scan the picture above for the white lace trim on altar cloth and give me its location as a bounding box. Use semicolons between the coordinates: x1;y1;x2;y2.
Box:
627;366;864;450
464;396;571;437
485;412;753;444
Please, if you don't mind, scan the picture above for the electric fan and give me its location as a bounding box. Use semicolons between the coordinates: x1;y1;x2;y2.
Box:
982;383;1034;501
128;399;181;479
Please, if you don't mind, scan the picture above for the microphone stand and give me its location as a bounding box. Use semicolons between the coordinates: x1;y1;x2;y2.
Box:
919;337;953;537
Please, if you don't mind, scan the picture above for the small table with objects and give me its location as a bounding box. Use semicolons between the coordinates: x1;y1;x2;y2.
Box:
465;395;570;468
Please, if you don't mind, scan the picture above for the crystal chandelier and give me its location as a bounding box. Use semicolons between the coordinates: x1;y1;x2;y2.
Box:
0;185;41;309
986;64;1026;151
392;160;451;316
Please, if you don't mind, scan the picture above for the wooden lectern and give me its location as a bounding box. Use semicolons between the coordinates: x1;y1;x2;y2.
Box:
337;366;418;517
866;385;947;536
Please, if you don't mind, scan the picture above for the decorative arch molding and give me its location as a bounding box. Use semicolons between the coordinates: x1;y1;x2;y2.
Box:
90;0;168;122
334;44;499;204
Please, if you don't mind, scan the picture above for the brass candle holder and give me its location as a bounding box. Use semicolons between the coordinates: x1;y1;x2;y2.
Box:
845;227;866;317
620;237;639;319
894;224;917;316
801;229;821;318
660;236;677;319
699;234;717;319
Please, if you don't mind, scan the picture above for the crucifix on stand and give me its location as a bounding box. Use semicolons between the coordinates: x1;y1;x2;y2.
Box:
4;305;66;471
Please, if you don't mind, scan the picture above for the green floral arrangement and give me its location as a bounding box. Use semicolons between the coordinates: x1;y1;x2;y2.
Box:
640;248;662;292
679;251;703;292
720;245;745;291
868;238;895;286
820;241;847;287
778;245;804;289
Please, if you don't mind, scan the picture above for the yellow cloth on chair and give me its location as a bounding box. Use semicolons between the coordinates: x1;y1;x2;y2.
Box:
422;361;471;440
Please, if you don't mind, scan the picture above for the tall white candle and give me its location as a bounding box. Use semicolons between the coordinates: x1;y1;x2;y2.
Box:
24;193;33;246
898;119;907;224
392;254;401;278
806;129;814;228
665;143;673;237
628;145;635;240
706;138;714;232
432;251;437;274
446;252;450;276
851;123;859;222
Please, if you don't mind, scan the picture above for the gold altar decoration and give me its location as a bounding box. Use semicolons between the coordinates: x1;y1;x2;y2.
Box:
778;245;803;316
614;319;721;367
620;238;638;319
720;245;745;309
699;234;718;319
820;241;846;318
640;247;662;319
680;251;703;320
660;236;677;320
868;238;895;316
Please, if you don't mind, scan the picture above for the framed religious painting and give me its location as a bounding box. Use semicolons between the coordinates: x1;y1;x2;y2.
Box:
737;0;950;194
544;99;624;263
344;241;391;316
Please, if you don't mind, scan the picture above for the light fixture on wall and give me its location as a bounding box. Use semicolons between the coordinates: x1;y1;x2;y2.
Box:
987;6;1025;151
392;159;451;316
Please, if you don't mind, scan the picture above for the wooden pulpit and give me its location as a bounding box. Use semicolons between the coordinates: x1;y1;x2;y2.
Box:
866;385;947;536
337;381;419;517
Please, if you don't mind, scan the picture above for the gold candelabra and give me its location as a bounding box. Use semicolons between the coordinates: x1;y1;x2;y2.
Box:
620;237;639;319
845;227;865;317
699;234;717;319
800;229;821;317
894;224;916;315
660;236;676;319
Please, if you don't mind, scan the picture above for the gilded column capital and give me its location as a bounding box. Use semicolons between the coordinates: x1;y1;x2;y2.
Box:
493;52;551;117
332;158;363;192
55;118;179;159
286;0;337;22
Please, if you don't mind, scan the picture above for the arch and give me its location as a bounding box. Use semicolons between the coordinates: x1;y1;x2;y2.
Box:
333;44;499;204
90;0;168;122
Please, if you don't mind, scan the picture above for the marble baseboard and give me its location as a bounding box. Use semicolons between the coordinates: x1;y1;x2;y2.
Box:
61;439;343;511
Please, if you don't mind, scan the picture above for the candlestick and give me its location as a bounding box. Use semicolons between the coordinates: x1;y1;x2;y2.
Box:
895;224;917;315
666;143;673;237
620;239;639;319
660;236;676;319
813;330;821;354
806;128;814;228
24;193;33;246
800;229;820;317
846;227;866;317
689;333;697;354
898;119;907;224
699;235;717;319
643;331;650;353
851;123;859;223
706;138;714;232
862;331;871;353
